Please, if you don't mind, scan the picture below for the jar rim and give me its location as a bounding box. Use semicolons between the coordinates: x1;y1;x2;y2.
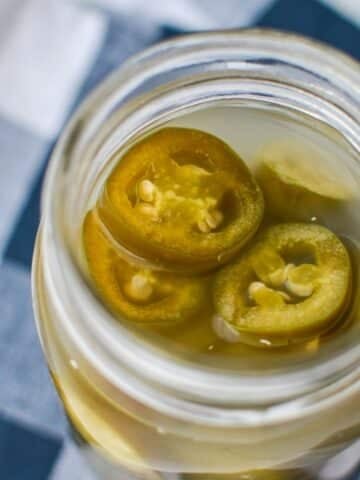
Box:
38;29;360;426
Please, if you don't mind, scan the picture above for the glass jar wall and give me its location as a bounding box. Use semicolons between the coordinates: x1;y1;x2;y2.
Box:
32;30;360;479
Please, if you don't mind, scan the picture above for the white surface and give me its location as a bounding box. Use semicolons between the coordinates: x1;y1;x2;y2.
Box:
0;0;106;139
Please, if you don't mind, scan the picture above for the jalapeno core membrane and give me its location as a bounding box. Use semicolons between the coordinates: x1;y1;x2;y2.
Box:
82;105;360;371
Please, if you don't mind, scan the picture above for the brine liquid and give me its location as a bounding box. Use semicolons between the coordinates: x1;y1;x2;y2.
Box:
84;104;360;373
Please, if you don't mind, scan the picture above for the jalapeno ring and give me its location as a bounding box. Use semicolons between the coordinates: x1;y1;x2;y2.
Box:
83;212;208;325
214;223;351;339
98;127;264;271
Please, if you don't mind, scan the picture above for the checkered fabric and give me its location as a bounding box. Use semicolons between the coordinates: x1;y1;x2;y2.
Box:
0;0;359;478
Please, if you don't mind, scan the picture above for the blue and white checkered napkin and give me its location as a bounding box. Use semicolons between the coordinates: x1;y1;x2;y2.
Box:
0;0;359;478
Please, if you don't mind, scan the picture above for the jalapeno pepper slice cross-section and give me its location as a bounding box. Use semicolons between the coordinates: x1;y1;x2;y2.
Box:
256;139;353;221
98;127;264;270
83;212;208;325
213;223;351;342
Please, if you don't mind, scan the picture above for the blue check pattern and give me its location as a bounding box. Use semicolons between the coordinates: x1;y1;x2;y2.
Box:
1;0;359;478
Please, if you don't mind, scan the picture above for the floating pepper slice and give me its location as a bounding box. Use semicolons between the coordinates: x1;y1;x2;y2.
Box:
98;127;264;271
83;212;208;325
256;139;353;221
214;223;351;341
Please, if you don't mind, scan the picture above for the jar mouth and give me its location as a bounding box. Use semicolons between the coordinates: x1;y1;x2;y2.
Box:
39;29;360;425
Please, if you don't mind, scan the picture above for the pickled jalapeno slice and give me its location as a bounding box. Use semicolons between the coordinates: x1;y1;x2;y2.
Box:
98;127;264;270
256;140;353;220
83;212;207;325
214;223;351;340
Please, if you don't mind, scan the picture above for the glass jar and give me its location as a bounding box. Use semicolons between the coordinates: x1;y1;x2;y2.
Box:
32;30;360;480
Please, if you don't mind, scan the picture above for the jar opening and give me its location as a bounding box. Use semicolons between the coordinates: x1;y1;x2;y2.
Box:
39;30;360;424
